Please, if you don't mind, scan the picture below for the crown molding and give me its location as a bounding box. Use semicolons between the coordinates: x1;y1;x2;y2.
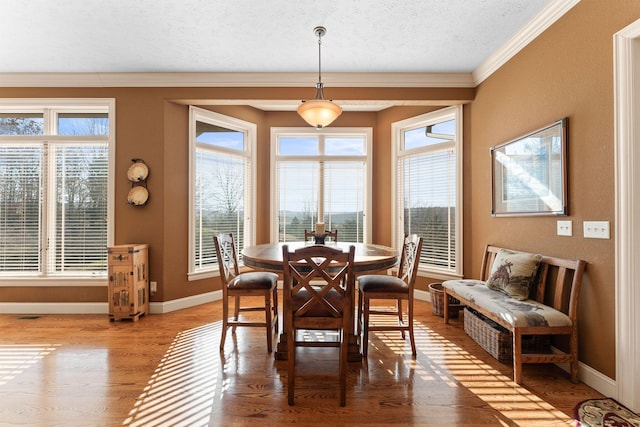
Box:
0;72;474;88
472;0;581;85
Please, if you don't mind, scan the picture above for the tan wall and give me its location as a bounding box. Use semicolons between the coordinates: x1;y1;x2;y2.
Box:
467;0;640;379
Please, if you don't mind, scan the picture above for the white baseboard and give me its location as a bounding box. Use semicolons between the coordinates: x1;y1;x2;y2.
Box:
0;302;108;314
148;290;222;314
579;362;617;398
415;289;431;302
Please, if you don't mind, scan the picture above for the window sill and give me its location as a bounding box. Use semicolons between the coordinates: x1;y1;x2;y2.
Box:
417;267;463;282
188;269;217;282
188;264;254;282
0;275;108;287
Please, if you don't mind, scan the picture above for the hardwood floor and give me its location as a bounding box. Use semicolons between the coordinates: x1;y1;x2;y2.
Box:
0;297;602;426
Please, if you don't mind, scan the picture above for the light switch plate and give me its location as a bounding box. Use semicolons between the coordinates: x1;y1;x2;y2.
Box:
583;221;610;239
557;220;572;236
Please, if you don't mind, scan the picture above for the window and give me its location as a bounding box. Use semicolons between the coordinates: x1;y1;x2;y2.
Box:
0;99;115;282
271;128;372;243
393;106;462;276
189;107;255;280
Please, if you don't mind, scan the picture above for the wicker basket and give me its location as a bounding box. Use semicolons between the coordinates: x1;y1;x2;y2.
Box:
429;283;463;318
463;307;551;363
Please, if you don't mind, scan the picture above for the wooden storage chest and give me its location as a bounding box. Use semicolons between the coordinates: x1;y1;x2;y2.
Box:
108;244;149;321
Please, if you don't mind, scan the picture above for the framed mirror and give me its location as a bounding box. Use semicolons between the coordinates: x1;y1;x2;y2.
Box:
491;118;568;216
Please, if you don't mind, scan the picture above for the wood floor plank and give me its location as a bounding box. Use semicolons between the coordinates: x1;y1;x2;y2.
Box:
0;298;602;426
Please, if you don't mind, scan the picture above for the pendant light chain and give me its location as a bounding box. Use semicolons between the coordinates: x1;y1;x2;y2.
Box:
314;26;326;99
317;28;323;84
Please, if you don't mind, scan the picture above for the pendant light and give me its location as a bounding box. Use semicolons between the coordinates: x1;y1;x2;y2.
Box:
297;26;342;129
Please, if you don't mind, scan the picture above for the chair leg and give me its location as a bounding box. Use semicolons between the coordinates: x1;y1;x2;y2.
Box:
287;324;296;406
408;298;416;356
356;288;363;335
220;293;229;350
273;287;279;335
363;295;370;357
397;298;405;339
339;328;347;407
265;292;273;353
232;295;240;333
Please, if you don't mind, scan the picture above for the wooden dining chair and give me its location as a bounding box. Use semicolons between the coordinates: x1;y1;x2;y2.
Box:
214;233;279;352
357;234;423;357
304;229;338;243
281;243;355;406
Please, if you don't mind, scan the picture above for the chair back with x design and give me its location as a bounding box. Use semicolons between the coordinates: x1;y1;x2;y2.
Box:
397;234;421;284
282;243;355;406
215;233;240;284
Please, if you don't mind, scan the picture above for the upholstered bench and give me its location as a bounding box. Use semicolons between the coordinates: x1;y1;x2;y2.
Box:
442;245;586;384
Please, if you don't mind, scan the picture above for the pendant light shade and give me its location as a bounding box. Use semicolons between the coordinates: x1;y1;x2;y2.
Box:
297;87;343;128
298;26;342;129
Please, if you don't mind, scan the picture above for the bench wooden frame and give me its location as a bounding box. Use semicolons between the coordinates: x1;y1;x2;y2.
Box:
443;244;586;384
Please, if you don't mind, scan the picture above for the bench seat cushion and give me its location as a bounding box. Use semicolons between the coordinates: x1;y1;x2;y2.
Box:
442;279;572;328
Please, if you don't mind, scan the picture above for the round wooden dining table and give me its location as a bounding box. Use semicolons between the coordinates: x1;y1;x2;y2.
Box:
242;241;398;274
241;241;399;361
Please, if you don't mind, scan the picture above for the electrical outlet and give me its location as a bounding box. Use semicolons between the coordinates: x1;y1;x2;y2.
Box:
583;221;610;239
150;281;157;293
557;220;572;236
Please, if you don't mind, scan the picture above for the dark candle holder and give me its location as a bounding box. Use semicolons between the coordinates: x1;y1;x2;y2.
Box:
313;232;327;245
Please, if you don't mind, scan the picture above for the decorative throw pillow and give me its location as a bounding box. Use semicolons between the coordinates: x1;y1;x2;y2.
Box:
485;249;542;300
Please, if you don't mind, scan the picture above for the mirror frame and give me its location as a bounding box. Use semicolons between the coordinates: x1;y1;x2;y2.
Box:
491;118;568;216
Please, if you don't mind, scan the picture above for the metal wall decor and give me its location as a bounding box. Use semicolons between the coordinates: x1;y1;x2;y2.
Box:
127;158;149;206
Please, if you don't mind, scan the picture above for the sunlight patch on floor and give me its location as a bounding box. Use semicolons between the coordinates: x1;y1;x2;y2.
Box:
0;344;59;385
123;323;222;427
370;315;574;426
124;306;577;426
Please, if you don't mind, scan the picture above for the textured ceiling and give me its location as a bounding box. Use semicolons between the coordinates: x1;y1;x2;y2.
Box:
0;0;552;74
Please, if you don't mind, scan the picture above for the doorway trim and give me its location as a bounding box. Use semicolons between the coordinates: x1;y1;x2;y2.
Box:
614;18;640;412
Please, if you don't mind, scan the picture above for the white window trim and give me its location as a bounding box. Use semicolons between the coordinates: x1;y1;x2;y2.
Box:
269;127;373;243
188;106;257;281
391;105;463;278
0;98;116;287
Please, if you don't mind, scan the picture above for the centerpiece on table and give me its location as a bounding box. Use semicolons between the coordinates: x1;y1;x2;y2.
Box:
313;222;327;244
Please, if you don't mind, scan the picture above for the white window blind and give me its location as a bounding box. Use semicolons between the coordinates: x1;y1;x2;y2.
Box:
53;144;108;273
194;150;248;270
0;144;42;272
394;106;462;275
324;161;365;242
399;149;456;270
277;161;318;241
